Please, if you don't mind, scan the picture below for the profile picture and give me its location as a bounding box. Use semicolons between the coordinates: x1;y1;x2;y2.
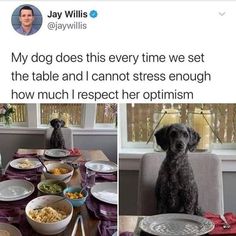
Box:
12;4;42;36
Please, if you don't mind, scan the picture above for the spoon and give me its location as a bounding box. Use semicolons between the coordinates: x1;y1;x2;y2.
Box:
33;197;67;210
36;156;50;173
79;185;86;194
220;215;231;229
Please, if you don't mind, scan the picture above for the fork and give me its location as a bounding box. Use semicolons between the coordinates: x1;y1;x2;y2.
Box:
220;215;231;229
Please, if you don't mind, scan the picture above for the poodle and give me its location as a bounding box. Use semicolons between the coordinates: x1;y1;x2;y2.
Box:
154;123;202;215
50;118;66;149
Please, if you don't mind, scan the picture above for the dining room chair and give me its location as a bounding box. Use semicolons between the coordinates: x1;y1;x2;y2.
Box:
137;152;224;215
44;127;74;149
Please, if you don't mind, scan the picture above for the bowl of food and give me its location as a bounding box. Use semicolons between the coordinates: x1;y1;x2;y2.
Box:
43;162;74;183
37;179;67;196
25;195;73;235
63;186;88;207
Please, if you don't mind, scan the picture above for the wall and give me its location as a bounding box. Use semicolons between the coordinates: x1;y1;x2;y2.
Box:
0;132;117;167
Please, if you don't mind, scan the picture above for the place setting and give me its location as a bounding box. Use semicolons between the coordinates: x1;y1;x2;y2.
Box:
82;160;118;236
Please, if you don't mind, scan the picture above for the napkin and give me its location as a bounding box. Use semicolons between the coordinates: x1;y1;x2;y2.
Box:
86;195;117;222
68;148;81;156
205;212;236;235
4;165;42;184
120;233;134;236
0;207;22;223
97;220;117;236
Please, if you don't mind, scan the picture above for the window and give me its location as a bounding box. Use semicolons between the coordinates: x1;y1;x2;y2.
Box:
96;104;117;124
0;103;117;129
40;104;83;126
0;104;27;125
121;104;236;148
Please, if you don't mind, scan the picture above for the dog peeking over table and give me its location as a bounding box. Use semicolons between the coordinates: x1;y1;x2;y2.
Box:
154;123;203;215
50;118;66;149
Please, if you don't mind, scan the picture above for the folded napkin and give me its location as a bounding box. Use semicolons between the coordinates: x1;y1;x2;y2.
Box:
86;195;117;222
0;207;22;223
4;165;42;184
97;220;117;236
205;212;236;235
68;148;81;156
120;233;134;236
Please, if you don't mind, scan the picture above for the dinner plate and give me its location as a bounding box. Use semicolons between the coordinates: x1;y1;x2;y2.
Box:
85;160;117;173
91;182;117;205
10;158;42;170
112;231;117;236
0;179;35;201
0;222;22;236
44;149;70;158
139;213;215;236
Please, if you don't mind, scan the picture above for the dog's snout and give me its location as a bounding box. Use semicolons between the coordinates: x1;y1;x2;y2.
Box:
176;141;184;150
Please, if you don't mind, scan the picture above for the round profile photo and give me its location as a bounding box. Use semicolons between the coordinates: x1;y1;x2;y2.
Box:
12;4;42;36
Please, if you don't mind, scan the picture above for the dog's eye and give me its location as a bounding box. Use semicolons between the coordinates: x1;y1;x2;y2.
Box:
170;131;177;137
183;132;188;138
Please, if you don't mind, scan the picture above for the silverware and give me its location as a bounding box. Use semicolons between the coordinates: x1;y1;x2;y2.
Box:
33;197;67;210
220;215;231;229
71;215;85;236
36;156;50;173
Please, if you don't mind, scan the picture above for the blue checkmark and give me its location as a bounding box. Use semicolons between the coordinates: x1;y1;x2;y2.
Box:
90;10;98;18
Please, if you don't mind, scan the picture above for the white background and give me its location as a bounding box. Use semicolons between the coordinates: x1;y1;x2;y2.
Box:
0;1;235;103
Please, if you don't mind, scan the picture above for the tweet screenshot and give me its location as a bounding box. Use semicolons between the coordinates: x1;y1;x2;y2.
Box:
0;1;235;103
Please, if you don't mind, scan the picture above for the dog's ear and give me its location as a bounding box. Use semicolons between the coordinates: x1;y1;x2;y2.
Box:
154;126;170;151
187;127;200;152
60;120;65;128
50;119;57;128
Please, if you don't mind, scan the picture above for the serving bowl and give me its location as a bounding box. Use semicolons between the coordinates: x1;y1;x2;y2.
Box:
43;162;74;183
25;195;73;235
63;186;88;207
37;179;67;196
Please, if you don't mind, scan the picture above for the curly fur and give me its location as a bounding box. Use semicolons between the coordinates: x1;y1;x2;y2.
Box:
50;118;66;149
154;123;202;215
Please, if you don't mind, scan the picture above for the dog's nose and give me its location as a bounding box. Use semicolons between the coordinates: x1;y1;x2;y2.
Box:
176;141;184;150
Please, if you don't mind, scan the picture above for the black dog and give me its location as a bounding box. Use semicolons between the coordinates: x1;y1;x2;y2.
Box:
154;123;202;215
50;118;66;149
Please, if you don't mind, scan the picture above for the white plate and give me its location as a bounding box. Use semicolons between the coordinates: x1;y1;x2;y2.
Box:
139;213;215;236
0;179;35;201
85;160;117;173
10;158;42;170
45;149;70;158
0;223;22;236
91;182;117;205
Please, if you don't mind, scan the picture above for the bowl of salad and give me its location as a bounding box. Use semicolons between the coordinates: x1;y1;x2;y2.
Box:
37;179;67;196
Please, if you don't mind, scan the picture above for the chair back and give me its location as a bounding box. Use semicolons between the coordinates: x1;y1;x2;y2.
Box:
44;127;74;149
137;152;224;215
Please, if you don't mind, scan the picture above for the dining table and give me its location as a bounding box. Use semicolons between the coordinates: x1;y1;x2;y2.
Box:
119;213;236;236
0;149;117;236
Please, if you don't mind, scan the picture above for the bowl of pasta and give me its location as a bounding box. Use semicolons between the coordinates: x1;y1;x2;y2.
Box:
25;195;73;235
43;162;74;183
